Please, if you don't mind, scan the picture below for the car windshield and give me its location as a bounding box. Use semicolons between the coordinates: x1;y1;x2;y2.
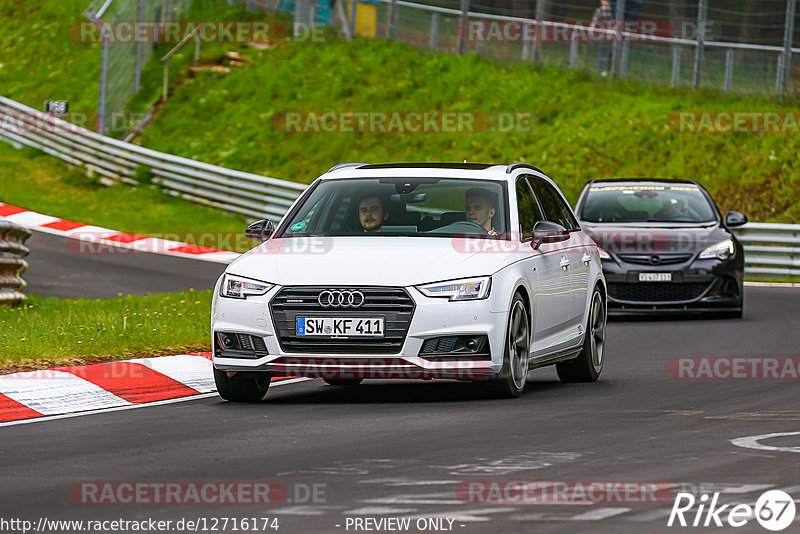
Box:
580;184;717;224
279;177;508;238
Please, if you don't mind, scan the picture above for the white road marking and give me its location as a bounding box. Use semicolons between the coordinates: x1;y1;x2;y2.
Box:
510;507;631;521
731;431;800;454
126;354;216;392
343;507;418;515
362;491;462;505
0;378;310;428
399;508;517;522
0;370;131;415
360;478;461;486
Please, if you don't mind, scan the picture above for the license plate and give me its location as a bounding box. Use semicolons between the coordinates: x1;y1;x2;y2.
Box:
639;273;672;282
296;317;384;337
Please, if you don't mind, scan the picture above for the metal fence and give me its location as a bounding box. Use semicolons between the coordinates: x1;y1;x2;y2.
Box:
0;97;306;220
0;220;32;306
372;0;799;97
84;0;194;135
733;223;800;277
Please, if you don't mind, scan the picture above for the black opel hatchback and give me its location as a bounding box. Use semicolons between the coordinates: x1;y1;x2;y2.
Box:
575;179;747;317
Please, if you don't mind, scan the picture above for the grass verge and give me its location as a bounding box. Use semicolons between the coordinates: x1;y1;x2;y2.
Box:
138;38;800;223
1;289;212;373
0;143;254;251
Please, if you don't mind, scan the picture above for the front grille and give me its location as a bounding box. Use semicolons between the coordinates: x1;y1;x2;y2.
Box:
616;253;694;265
608;282;711;303
270;287;415;354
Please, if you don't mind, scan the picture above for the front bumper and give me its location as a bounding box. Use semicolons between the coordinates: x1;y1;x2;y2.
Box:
602;257;744;315
211;283;507;380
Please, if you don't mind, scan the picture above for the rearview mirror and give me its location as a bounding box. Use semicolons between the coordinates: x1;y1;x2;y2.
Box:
531;221;570;250
725;211;748;228
245;219;275;242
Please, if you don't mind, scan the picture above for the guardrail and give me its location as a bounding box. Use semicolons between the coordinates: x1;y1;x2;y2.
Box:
733;223;800;278
0;96;307;220
0;220;32;306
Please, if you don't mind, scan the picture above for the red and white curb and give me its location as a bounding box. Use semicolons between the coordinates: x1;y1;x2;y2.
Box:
0;202;240;264
0;353;299;425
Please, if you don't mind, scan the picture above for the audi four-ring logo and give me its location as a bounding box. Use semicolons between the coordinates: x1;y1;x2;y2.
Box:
318;290;365;308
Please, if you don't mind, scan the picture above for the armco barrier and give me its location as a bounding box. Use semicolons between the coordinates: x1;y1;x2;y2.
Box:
1;97;799;279
0;220;31;305
732;223;800;278
0;96;307;220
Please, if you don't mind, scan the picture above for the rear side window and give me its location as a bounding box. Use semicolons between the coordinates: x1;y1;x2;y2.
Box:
516;177;544;242
530;178;580;231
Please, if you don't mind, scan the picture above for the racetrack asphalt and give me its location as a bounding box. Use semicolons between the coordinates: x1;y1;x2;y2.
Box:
3;230;800;533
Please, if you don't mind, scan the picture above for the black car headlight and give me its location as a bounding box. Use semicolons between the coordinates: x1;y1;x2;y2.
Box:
699;239;734;260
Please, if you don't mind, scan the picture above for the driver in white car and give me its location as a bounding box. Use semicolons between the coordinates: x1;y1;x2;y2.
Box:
357;193;390;232
465;187;498;236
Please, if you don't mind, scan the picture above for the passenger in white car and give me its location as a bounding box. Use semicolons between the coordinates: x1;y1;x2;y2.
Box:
465;187;498;236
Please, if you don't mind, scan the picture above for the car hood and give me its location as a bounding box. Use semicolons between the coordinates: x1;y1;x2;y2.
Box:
225;236;521;286
580;222;731;255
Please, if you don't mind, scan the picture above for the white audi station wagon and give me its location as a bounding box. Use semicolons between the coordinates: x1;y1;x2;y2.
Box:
211;163;607;400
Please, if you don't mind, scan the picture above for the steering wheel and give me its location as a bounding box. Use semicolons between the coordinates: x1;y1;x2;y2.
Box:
430;221;491;234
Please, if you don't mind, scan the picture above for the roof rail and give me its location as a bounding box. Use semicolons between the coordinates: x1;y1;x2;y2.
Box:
506;163;545;174
327;162;369;173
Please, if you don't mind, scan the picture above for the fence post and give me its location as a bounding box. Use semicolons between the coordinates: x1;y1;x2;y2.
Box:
693;0;708;89
522;25;531;60
166;0;173;22
386;0;397;40
569;38;578;68
671;45;681;87
611;0;625;78
778;0;797;98
458;0;470;55
98;35;109;134
350;0;358;37
430;12;439;50
724;48;734;93
621;40;630;76
533;0;544;62
134;0;144;94
777;54;785;93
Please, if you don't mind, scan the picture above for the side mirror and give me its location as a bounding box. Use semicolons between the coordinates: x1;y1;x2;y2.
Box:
531;220;570;250
725;211;748;228
245;219;275;242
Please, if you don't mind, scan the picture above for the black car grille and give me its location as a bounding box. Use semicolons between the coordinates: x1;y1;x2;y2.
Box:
608;282;711;303
616;253;694;266
270;287;415;354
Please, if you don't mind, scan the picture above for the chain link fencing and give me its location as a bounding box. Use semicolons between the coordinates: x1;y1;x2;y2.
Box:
371;0;799;98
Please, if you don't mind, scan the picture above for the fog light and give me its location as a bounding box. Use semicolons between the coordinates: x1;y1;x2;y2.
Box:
465;338;478;352
218;333;238;350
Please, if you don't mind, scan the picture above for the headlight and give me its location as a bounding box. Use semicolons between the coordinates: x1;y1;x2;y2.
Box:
597;248;611;260
220;273;274;299
417;276;491;301
699;239;734;260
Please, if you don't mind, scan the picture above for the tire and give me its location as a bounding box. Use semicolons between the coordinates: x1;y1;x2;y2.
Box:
557;288;605;383
323;378;364;386
213;368;271;402
485;294;530;398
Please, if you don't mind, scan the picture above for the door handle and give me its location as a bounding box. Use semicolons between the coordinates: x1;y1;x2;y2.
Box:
582;254;592;265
